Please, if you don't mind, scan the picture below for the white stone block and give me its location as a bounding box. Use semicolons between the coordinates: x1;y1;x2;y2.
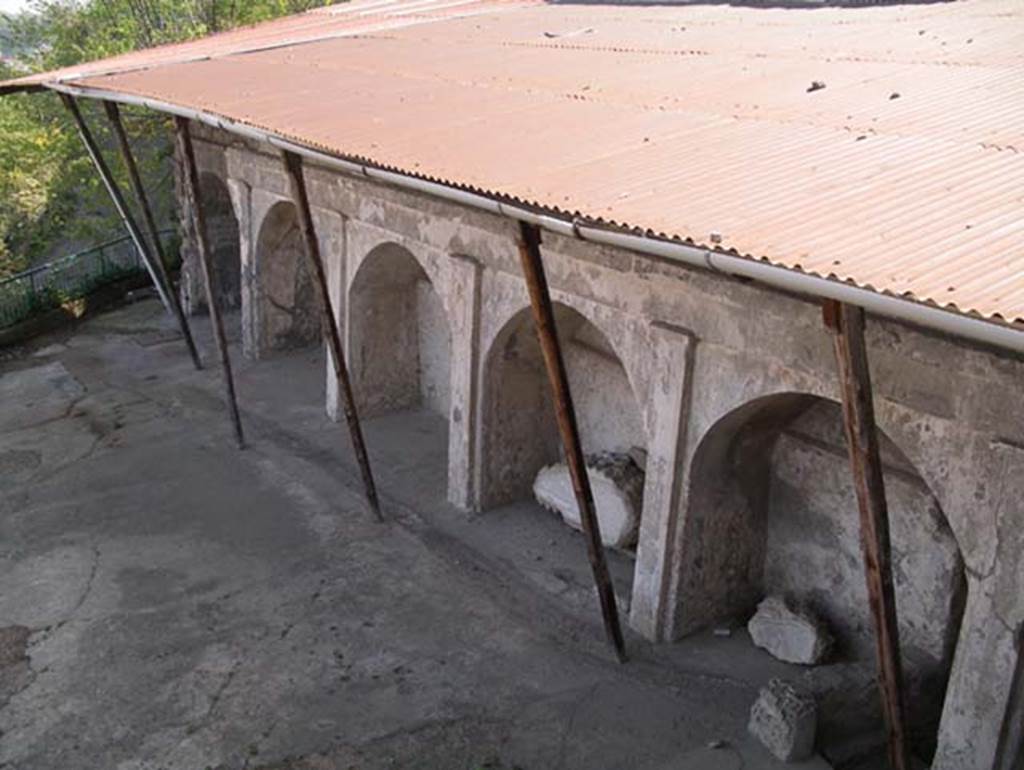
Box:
533;452;644;549
749;678;817;762
748;595;833;665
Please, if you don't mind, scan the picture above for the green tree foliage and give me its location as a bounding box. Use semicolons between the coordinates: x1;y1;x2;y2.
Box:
0;0;334;278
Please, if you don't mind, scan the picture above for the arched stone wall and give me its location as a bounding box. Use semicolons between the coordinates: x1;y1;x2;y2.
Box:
180;172;241;316
252;200;319;354
201;172;241;311
885;403;1024;770
347;241;452;419
205;132;1024;769
676;392;965;651
339;226;481;510
674;389;967;761
478;302;645;511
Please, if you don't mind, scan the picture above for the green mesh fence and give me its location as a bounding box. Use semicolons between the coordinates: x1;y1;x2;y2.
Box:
0;230;178;330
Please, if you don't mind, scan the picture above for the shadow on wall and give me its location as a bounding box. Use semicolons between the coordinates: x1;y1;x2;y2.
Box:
479;303;645;511
181;172;241;317
201;173;241;311
255;200;320;353
674;392;967;760
348;242;451;419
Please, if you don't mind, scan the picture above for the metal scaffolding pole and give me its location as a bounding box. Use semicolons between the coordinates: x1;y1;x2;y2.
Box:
825;300;910;770
62;94;180;314
175;116;245;448
280;150;382;520
102;100;202;370
516;221;627;663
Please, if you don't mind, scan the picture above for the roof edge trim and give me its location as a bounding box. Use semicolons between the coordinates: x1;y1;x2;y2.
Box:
48;81;1024;357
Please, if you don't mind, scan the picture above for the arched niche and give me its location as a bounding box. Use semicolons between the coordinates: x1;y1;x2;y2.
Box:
198;172;241;310
181;172;241;316
479;302;646;512
348;242;451;418
675;392;966;761
254;200;319;352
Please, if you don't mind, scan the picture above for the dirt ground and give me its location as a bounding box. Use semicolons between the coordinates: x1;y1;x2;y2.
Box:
0;298;834;770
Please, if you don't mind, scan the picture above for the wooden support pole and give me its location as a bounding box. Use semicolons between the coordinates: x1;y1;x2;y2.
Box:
60;93;176;315
103;100;202;371
825;300;910;770
280;150;383;521
175;116;245;449
516;221;627;662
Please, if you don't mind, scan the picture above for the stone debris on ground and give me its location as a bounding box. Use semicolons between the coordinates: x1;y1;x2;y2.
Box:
0;625;32;717
0;627;30;668
533;450;644;549
748;595;834;666
749;678;817;763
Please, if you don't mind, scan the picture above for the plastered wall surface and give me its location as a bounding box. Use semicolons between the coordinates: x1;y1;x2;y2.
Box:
175;144;240;316
180;126;1024;769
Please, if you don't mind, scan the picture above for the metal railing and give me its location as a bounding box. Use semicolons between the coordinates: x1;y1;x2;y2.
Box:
0;229;178;329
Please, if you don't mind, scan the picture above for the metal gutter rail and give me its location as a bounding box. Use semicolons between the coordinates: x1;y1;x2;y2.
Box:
49;82;1024;357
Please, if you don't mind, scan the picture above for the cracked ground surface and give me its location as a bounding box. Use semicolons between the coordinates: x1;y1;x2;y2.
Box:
0;299;833;770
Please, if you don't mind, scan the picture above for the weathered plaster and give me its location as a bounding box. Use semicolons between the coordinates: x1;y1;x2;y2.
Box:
629;322;694;642
177;128;1024;769
248;194;319;358
445;254;482;510
344;223;454;418
176;136;241;318
767;404;963;667
472;267;655;513
319;208;347;422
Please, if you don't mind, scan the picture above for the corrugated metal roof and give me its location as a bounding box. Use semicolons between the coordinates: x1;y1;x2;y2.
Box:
0;0;526;93
3;0;1023;329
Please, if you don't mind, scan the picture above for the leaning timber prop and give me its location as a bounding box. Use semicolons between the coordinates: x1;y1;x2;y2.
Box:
825;299;910;770
280;150;383;521
516;221;627;663
102;100;202;371
61;94;201;367
175;116;245;448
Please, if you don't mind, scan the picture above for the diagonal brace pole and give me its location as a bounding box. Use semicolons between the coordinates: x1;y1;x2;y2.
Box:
516;221;627;662
60;93;176;315
102;100;202;371
175;116;245;448
825;300;909;770
280;150;382;521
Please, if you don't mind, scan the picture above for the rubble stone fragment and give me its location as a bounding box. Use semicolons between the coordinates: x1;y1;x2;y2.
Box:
749;678;817;762
533;451;644;548
748;595;833;665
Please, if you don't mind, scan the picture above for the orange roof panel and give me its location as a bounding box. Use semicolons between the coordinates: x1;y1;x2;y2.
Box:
3;0;1023;328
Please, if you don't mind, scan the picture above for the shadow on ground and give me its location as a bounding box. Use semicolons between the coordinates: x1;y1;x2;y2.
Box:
0;300;832;770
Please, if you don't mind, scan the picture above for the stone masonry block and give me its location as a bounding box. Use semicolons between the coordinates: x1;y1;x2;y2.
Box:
749;678;817;762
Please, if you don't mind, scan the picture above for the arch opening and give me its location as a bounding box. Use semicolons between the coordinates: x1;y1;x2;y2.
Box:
182;172;241;315
676;393;967;761
254;200;319;352
479;304;646;545
348;242;451;419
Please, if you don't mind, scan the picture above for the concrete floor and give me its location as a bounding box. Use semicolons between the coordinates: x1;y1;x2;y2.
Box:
0;298;835;770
